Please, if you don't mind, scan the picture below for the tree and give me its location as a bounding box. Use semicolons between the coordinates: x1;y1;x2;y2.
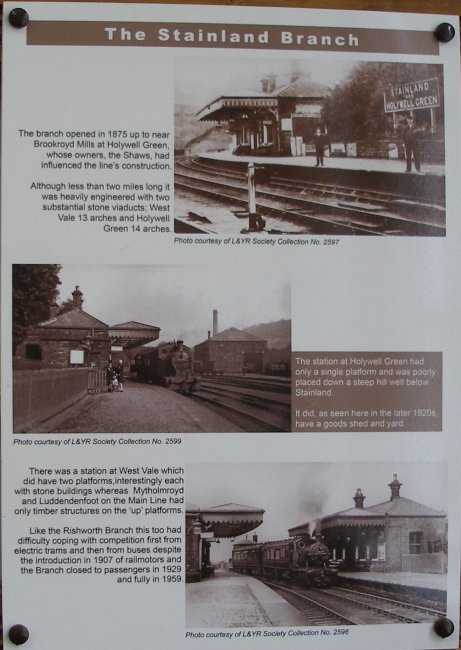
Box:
57;295;82;315
322;62;444;143
12;264;62;353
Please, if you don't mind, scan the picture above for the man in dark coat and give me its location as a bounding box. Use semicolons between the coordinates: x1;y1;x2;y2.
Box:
314;127;326;167
402;115;423;173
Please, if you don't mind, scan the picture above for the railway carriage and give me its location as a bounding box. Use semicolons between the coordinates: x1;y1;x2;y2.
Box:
232;540;263;575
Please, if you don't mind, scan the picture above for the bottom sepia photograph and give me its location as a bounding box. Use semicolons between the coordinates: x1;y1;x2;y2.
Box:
185;462;448;628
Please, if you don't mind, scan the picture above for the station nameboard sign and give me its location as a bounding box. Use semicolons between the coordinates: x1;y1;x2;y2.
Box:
383;77;440;113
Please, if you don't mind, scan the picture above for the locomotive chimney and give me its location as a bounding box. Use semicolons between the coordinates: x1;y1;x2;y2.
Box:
213;309;218;337
253;534;258;543
389;474;402;500
72;285;83;310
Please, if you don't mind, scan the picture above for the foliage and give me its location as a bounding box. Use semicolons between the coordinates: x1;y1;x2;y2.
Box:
57;296;81;315
321;62;443;142
12;265;62;353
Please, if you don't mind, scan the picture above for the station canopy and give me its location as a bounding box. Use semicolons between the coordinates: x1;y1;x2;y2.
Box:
197;91;278;123
109;321;161;349
188;503;265;538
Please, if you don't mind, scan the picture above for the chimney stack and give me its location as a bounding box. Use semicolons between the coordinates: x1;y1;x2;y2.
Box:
267;73;277;93
72;285;83;310
353;488;365;509
213;309;218;337
253;534;258;543
261;76;269;93
389;474;402;500
208;330;211;340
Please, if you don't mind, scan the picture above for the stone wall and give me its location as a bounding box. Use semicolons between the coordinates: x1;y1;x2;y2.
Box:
208;341;267;374
185;513;202;582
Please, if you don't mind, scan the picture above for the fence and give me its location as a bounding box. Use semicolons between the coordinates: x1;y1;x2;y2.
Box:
13;367;106;433
88;369;108;394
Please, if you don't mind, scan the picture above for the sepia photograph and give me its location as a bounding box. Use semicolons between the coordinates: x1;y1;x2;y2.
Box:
186;462;448;628
12;264;291;434
175;58;445;237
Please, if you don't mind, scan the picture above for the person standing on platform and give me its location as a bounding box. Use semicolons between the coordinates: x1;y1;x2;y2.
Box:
402;115;423;173
115;360;124;392
106;362;115;392
314;127;326;167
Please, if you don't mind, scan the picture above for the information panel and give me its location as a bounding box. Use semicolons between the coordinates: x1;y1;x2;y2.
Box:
2;3;460;649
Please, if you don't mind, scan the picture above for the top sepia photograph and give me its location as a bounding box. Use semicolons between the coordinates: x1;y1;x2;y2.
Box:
174;58;445;237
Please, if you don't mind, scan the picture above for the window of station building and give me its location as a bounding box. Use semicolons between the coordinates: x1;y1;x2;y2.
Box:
25;344;42;360
428;539;443;553
409;531;423;554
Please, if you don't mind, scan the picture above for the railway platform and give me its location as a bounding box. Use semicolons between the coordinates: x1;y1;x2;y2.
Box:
339;571;447;596
201;150;445;177
186;570;308;628
176;151;445;236
33;379;245;434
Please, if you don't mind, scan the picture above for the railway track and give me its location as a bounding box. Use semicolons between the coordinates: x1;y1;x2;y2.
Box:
175;157;445;236
262;580;446;625
191;375;291;432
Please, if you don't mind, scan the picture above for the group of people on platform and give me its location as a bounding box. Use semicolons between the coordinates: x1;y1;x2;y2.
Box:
106;360;124;393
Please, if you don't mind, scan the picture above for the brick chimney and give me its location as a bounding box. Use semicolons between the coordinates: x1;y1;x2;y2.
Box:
49;302;59;318
353;488;365;509
267;73;277;93
212;309;218;337
72;285;83;310
389;474;402;500
261;76;269;93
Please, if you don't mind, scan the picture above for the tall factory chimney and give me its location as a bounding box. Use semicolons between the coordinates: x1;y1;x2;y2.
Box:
213;309;218;337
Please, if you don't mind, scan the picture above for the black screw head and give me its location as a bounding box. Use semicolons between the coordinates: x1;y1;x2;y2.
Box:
8;625;29;645
434;617;455;638
8;8;29;28
434;23;455;43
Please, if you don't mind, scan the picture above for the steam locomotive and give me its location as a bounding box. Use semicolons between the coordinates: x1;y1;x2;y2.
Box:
134;341;198;394
232;534;338;588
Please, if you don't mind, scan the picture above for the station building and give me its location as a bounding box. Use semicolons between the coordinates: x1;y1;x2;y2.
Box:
318;475;447;574
194;327;267;375
14;285;160;369
197;75;328;156
186;502;265;582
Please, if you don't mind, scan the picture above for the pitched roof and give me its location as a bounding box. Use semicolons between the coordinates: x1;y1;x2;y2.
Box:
367;496;445;518
110;321;160;331
274;76;329;98
208;327;266;343
204;503;264;513
326;506;380;519
40;308;108;330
